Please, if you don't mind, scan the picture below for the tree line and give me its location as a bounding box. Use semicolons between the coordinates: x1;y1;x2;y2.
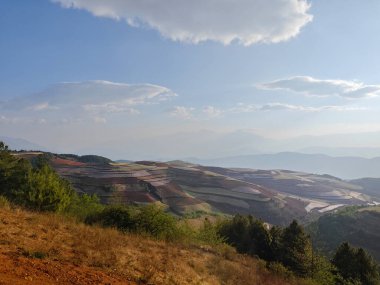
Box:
218;214;380;285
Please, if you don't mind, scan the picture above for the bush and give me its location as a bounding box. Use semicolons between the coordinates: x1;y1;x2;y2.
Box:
86;205;136;231
66;193;104;221
196;218;225;246
267;262;294;280
20;164;75;212
134;204;181;240
85;204;182;241
0;143;78;213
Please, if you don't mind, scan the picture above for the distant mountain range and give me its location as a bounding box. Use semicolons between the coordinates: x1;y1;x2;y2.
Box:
0;136;45;151
187;152;380;179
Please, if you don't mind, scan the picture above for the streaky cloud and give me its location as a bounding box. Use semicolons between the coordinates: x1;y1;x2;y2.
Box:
0;80;176;124
258;76;380;98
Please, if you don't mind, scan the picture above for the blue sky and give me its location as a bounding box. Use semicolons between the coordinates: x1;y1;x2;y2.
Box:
1;0;380;159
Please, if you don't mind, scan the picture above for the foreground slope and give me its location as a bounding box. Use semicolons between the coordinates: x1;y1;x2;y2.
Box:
0;206;308;285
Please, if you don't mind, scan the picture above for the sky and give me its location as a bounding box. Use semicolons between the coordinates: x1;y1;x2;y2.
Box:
1;0;380;159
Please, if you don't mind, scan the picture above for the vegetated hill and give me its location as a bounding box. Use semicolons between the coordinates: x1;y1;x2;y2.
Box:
0;205;309;285
308;206;380;262
16;152;378;226
188;152;380;179
349;178;380;200
59;153;113;164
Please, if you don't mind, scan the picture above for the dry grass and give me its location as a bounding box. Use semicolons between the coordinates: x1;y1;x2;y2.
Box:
0;206;311;285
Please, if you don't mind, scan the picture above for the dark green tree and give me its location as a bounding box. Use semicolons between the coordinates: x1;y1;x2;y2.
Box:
269;225;283;261
219;214;251;253
279;220;313;277
247;219;272;260
0;142;30;198
333;242;380;285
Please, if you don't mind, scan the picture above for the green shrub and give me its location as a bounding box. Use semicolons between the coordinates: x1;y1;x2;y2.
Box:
85;205;136;231
85;204;183;241
196;219;225;246
267;261;294;280
65;193;104;221
21;164;75;212
134;204;181;240
0;143;78;213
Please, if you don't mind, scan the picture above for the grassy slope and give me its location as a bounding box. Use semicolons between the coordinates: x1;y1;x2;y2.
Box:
308;207;380;261
0;205;314;285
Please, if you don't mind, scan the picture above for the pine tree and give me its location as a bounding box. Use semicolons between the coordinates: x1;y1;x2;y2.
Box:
247;219;272;260
279;220;313;277
333;242;380;285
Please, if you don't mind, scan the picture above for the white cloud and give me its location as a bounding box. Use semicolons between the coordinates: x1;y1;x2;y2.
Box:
258;76;380;98
169;106;195;119
27;102;59;111
203;106;223;118
52;0;313;46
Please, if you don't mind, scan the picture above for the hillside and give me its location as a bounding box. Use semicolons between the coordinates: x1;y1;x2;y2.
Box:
15;152;378;226
308;206;380;262
350;178;380;200
0;205;310;285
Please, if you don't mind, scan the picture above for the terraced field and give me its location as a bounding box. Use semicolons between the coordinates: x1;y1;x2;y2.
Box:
201;167;375;214
16;153;379;226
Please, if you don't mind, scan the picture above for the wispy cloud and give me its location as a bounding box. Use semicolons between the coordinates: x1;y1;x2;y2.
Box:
230;102;366;113
0;80;176;124
167;102;365;121
52;0;312;46
258;103;366;112
169;106;195;119
258;76;380;98
27;102;59;111
202;106;223;118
